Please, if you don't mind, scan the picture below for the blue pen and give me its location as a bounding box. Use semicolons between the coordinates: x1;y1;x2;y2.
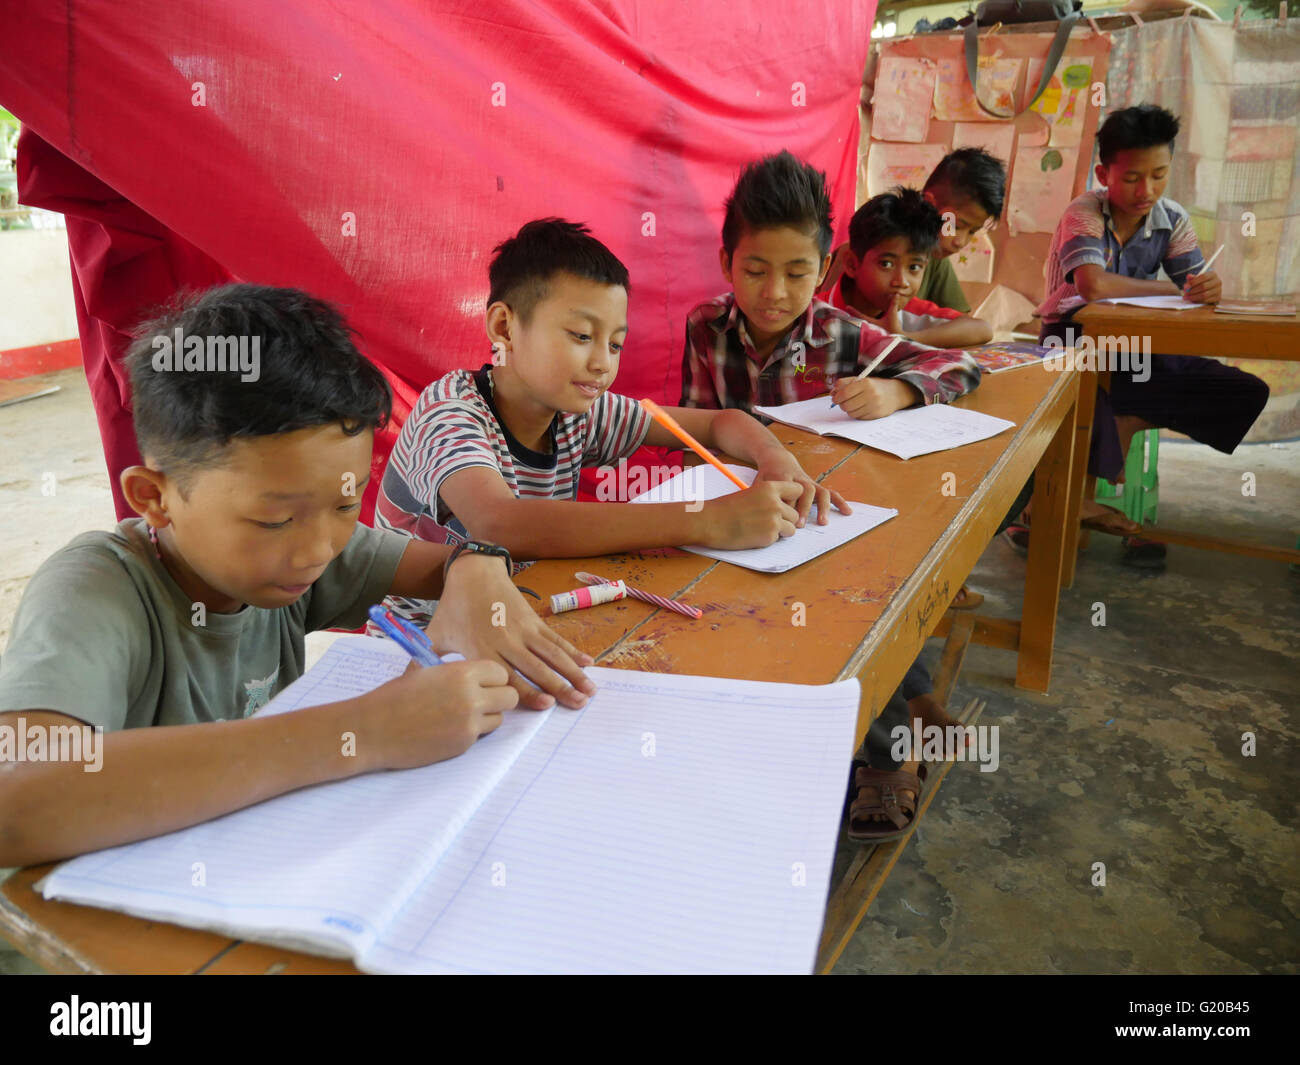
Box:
367;605;440;667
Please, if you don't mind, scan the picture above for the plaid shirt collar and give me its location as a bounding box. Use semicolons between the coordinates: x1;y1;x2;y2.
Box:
706;294;833;373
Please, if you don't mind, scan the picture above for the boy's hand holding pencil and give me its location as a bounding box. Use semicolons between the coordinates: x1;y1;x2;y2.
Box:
829;334;918;420
696;479;805;548
1182;244;1223;305
830;376;917;420
640;398;828;547
370;659;521;769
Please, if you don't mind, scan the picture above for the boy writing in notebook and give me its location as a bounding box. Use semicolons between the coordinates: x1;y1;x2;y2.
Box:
0;284;595;868
375;217;847;627
828;187;993;348
680;150;981;421
678;151;981;842
1037;104;1268;564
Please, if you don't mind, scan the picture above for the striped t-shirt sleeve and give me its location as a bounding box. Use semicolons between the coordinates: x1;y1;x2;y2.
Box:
1056;198;1109;282
1163;208;1205;287
390;398;503;519
583;391;652;468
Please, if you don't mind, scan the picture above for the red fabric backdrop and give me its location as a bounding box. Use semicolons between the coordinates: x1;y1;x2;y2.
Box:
1;1;871;520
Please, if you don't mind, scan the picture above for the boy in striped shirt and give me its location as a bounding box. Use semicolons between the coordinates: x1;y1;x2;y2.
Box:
377;218;848;626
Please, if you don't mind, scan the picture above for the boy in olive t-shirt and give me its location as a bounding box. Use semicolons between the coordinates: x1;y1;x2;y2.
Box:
919;147;1007;317
0;284;594;869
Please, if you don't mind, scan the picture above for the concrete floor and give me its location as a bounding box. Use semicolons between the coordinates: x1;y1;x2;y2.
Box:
831;434;1300;974
1;367;1297;974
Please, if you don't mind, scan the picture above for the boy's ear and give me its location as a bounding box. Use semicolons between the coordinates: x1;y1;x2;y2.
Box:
817;252;833;287
1094;162;1110;189
841;249;860;278
485;301;512;351
718;246;732;284
120;465;171;527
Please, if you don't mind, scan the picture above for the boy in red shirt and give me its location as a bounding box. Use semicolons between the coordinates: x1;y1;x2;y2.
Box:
829;187;993;349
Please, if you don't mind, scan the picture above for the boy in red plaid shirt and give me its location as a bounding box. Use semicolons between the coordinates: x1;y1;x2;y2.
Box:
679;152;981;842
679;150;980;421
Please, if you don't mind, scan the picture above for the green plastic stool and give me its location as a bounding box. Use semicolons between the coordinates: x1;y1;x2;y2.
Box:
1095;429;1159;526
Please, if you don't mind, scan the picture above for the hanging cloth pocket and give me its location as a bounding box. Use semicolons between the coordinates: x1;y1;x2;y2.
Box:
963;1;1082;117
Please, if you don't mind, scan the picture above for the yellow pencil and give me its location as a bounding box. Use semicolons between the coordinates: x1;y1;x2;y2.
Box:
638;399;750;491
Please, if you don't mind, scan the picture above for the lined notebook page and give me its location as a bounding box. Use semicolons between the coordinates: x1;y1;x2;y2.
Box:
753;396;1015;459
364;667;860;974
41;636;549;958
630;464;896;572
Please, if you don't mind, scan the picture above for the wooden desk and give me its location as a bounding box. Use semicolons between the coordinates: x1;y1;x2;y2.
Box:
1072;300;1300;362
1070;301;1300;567
1;366;1082;975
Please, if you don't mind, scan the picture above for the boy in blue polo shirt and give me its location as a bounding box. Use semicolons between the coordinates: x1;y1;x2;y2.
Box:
1038;104;1268;563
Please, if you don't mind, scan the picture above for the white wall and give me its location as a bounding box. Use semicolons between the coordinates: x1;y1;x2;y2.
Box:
0;228;79;350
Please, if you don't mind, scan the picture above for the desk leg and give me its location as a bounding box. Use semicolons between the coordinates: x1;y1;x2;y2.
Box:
1060;369;1096;590
1017;382;1077;692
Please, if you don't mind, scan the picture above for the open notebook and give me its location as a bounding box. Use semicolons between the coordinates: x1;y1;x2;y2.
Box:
630;463;897;573
1094;295;1200;311
753;396;1015;461
40;636;859;974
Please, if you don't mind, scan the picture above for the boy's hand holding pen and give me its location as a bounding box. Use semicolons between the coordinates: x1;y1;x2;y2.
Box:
399;553;597;710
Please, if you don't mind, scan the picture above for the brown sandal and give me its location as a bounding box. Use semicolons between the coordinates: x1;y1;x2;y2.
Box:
846;762;928;842
1079;502;1142;537
948;584;984;611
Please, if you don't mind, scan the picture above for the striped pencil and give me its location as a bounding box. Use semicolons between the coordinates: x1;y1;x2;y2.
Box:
575;572;703;619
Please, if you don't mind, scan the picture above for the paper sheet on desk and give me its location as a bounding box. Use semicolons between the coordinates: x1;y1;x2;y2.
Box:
753;396;1015;460
1094;295;1200;310
629;464;897;573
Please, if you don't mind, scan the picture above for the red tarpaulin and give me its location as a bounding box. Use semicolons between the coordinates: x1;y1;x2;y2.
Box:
1;2;871;520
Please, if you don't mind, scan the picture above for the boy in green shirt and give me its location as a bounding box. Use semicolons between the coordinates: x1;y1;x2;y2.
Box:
0;284;594;868
918;147;1007;314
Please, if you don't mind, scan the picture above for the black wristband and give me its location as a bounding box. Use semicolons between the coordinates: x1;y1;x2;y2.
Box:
444;539;513;583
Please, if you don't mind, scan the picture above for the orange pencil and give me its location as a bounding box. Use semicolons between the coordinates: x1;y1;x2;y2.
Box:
638;399;750;491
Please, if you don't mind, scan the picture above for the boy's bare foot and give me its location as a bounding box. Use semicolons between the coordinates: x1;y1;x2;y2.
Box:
1021;499;1140;536
908;692;973;755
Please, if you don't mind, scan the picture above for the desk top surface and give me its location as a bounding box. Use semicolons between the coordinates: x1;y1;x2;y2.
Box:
1073;299;1300;360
